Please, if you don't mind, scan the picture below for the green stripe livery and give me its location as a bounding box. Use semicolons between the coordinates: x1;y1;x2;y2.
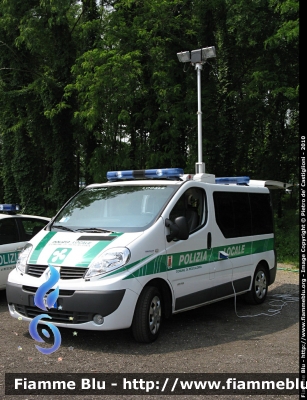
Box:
76;241;112;267
0;251;19;267
124;238;274;280
29;232;57;264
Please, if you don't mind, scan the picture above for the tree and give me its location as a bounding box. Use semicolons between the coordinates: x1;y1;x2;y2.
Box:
0;0;299;215
0;0;80;212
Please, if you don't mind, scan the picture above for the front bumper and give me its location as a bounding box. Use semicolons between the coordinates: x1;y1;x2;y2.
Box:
6;281;137;330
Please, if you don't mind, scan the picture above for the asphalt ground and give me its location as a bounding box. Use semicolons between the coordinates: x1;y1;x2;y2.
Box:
0;266;300;399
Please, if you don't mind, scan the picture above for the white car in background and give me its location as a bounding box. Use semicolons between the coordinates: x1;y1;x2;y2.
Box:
0;204;50;290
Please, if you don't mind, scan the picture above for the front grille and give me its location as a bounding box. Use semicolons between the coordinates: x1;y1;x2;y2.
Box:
22;286;74;296
14;304;92;324
26;264;88;279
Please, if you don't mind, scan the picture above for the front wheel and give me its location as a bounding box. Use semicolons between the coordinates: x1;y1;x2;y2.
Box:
244;264;268;304
132;286;162;343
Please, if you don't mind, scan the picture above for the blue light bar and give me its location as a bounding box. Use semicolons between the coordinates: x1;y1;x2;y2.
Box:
215;176;250;185
107;168;184;181
0;204;20;212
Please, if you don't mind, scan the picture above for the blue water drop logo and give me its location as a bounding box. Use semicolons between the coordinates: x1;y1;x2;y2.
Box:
29;315;61;354
34;265;60;310
29;264;62;354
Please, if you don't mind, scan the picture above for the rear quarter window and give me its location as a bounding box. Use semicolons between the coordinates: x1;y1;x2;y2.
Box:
213;191;273;238
249;193;273;235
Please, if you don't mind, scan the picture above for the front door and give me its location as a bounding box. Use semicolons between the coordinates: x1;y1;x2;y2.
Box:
165;186;232;312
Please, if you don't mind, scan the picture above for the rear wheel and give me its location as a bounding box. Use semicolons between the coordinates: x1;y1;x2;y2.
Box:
132;286;162;343
244;264;268;304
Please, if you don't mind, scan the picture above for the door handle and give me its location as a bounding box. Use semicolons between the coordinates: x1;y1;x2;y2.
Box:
207;232;212;249
15;247;24;251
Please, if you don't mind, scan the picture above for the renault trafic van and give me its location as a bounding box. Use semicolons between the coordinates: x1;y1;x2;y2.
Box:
6;168;277;342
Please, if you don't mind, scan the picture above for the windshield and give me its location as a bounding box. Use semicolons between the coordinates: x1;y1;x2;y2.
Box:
51;185;177;233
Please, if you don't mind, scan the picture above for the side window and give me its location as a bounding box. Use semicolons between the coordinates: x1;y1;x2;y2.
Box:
169;188;206;233
213;192;236;238
18;218;48;241
250;193;273;235
0;218;20;245
232;193;252;236
213;192;252;238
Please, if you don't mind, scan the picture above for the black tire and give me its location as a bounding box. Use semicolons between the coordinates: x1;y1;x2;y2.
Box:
244;264;269;305
132;286;162;343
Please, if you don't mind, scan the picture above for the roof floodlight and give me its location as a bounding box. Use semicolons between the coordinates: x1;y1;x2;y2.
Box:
177;51;190;63
202;46;216;60
191;49;202;63
177;45;216;175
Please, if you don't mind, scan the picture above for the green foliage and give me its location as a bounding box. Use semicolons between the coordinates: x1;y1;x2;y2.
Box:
271;186;299;266
274;207;299;267
0;0;79;213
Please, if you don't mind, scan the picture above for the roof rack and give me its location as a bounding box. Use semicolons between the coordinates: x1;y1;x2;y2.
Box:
249;180;293;190
214;177;292;189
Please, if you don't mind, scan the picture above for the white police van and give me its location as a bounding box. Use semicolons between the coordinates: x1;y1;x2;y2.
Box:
6;169;281;342
0;205;50;290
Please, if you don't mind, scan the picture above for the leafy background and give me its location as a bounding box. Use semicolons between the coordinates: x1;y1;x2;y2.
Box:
0;0;299;264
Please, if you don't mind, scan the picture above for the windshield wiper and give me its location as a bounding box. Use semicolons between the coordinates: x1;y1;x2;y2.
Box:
52;225;75;232
75;228;114;233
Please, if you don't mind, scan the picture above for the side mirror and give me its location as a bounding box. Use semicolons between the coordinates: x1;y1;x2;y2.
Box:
165;216;189;242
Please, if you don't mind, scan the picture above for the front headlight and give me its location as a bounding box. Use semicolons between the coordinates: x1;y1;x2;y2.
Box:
84;247;131;279
16;243;33;274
